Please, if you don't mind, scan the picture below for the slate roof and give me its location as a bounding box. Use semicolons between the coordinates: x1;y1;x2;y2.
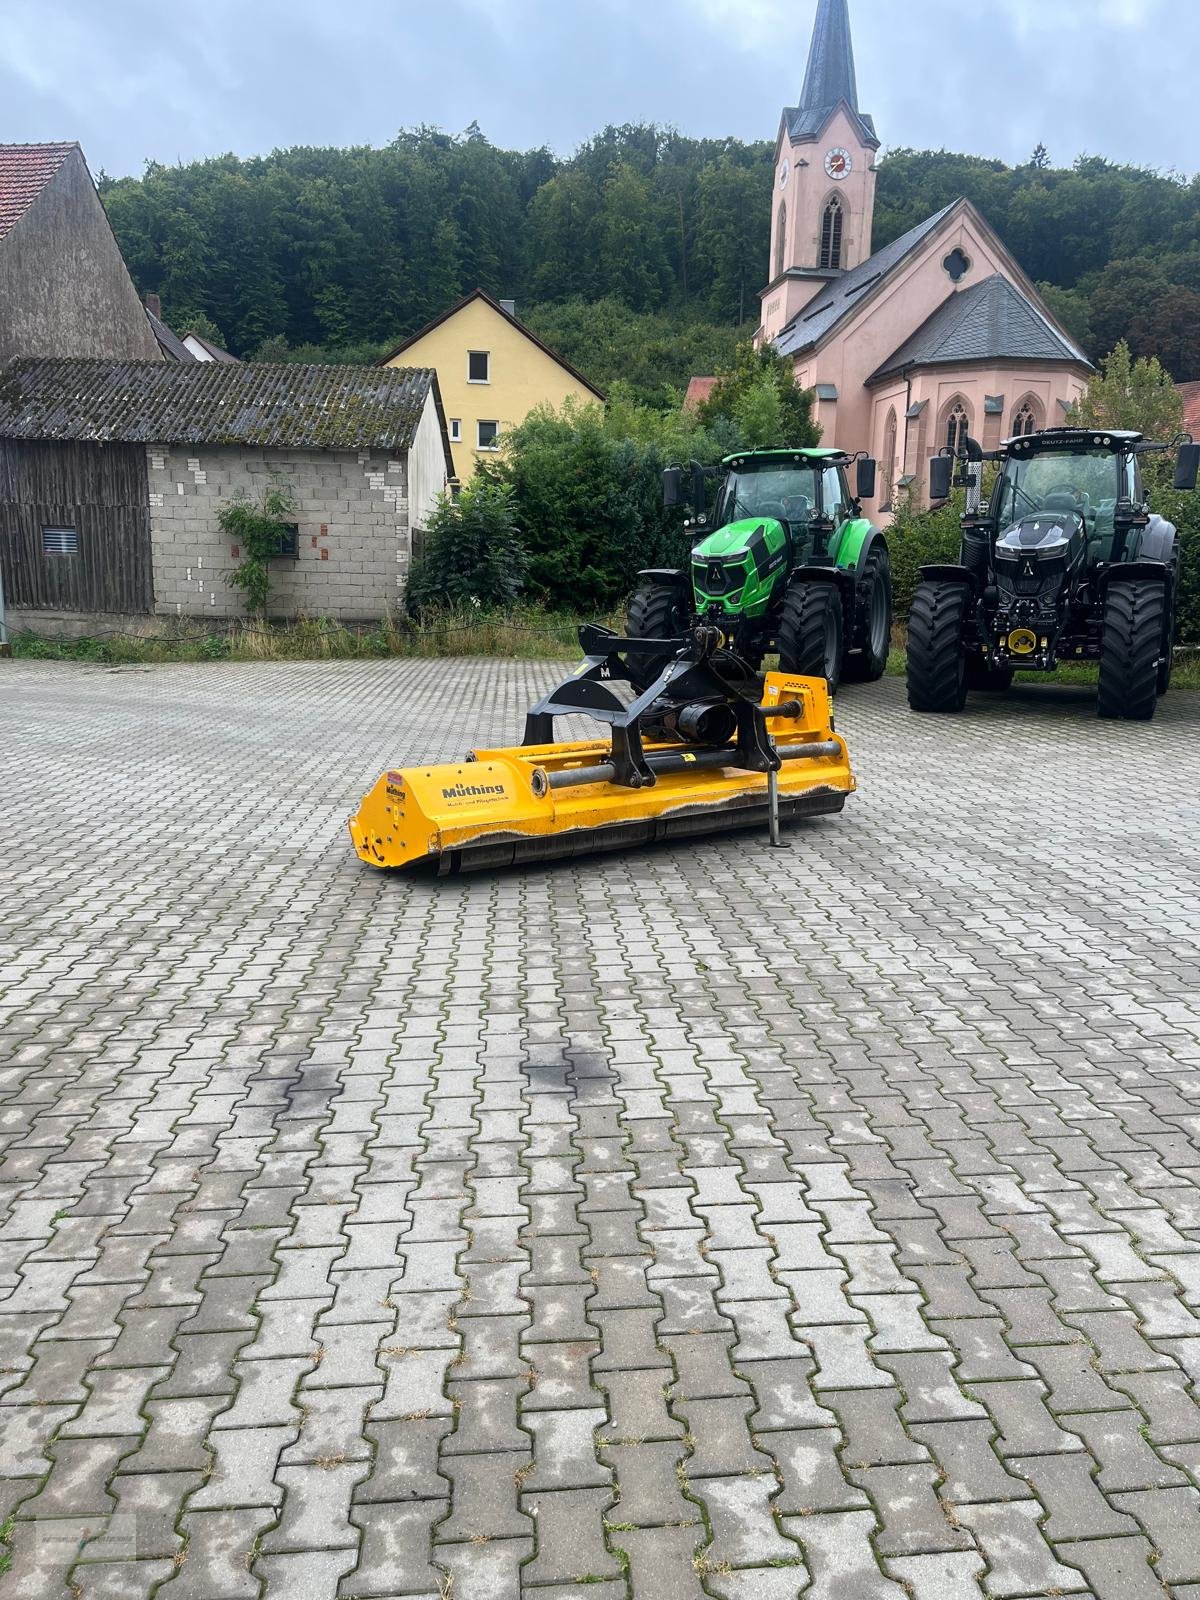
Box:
783;0;877;147
869;273;1091;380
146;309;196;363
0;142;76;240
774;202;959;358
0;358;444;452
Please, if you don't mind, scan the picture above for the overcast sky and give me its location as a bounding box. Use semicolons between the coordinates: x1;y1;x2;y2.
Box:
3;0;1196;181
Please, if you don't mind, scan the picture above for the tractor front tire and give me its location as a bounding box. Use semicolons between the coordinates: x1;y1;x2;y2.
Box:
777;580;843;693
842;544;892;682
1098;578;1163;721
626;581;689;690
906;580;969;713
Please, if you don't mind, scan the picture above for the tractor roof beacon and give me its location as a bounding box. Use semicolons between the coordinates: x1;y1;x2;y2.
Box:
627;447;893;696
906;427;1200;721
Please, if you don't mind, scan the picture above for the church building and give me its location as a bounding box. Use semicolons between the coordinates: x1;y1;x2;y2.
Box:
759;0;1092;515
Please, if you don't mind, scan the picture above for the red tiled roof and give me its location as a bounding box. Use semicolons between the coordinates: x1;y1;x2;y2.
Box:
684;376;718;410
1178;381;1200;435
0;142;77;240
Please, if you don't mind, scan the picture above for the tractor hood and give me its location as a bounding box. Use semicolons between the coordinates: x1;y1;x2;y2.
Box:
690;517;789;618
693;517;784;560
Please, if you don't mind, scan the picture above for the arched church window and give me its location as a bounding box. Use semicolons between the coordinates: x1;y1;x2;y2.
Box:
945;400;969;457
882;407;898;510
819;197;844;270
942;249;970;283
775;201;787;279
1011;397;1037;436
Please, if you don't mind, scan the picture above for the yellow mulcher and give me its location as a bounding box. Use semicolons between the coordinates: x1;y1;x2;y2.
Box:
349;623;855;875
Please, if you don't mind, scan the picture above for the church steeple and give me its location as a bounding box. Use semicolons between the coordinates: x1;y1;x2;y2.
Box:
799;0;859;117
760;0;880;339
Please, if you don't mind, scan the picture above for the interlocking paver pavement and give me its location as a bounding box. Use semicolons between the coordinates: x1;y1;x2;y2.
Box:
3;658;1200;1598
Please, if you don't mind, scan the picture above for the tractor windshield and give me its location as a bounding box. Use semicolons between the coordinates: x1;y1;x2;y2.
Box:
716;465;820;531
995;449;1121;530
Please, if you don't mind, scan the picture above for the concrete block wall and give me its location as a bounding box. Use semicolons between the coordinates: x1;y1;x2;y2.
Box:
148;445;412;621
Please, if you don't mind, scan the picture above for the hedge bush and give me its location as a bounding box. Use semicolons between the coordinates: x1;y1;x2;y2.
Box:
482;394;731;610
885;490;965;622
1151;485;1200;643
405;480;527;619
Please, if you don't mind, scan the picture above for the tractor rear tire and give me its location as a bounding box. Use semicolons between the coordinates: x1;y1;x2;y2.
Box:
626;581;689;690
1098;578;1163;721
842;544;892;682
906;580;969;713
777;581;843;693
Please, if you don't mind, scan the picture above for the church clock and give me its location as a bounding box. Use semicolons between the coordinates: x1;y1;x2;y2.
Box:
778;158;790;188
824;147;852;180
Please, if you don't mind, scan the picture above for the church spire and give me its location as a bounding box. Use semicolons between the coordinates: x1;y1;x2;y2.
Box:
799;0;859;114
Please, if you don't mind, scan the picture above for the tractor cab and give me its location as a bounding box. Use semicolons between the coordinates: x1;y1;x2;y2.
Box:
991;432;1141;569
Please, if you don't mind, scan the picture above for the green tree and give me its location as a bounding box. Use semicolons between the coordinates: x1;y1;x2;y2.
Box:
597;164;672;312
1088;257;1170;358
485;397;726;608
521;298;750;411
698;342;820;448
1067;340;1184;439
405;480;527;617
695;155;769;322
1129;286;1200;382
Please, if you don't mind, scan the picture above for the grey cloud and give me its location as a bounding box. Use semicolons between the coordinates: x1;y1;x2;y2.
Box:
1;0;1195;177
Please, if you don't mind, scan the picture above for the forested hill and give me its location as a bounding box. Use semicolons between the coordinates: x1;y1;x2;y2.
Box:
99;125;1200;390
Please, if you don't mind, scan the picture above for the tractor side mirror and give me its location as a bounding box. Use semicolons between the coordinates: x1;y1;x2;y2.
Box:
929;455;953;501
662;466;684;508
855;457;877;501
1175;443;1200;491
690;462;708;515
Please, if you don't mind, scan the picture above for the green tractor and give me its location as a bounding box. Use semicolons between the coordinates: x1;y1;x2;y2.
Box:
627;448;892;692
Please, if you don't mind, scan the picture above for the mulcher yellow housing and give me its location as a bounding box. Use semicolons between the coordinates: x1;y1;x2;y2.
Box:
349;624;855;875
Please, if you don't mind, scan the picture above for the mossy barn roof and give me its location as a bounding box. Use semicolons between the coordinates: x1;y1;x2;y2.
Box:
0;358;439;451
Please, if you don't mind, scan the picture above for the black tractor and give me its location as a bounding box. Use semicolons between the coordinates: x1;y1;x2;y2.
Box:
906;427;1199;720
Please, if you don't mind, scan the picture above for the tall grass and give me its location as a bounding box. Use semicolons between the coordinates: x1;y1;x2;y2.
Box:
10;605;613;666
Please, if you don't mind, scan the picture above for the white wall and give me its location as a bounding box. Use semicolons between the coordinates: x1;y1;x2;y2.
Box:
408;389;449;529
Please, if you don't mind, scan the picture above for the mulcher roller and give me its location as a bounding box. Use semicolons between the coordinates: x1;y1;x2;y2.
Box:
349;624;855;875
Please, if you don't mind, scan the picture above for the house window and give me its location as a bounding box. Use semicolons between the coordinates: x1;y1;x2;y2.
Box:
1011;399;1037;437
274;523;299;559
468;351;490;384
819;198;844;270
775;201;787;278
945;400;969;456
42;526;77;555
477;420;500;450
449;418;462;442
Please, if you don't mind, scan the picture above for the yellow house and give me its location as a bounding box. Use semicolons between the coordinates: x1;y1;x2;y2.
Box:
380;289;604;483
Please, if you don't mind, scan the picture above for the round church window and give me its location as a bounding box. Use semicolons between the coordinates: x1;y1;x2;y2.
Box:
943;249;970;283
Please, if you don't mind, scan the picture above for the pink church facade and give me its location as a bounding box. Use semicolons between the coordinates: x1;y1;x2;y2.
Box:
758;0;1091;518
